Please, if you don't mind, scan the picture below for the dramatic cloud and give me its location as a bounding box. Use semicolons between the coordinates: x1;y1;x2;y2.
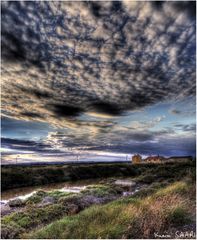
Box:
1;1;196;128
86;136;196;157
42;127;195;157
1;137;51;153
1;1;196;158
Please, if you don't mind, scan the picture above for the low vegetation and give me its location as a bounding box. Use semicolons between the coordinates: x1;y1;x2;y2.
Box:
25;180;195;239
1;161;196;239
1;184;123;239
2;161;194;191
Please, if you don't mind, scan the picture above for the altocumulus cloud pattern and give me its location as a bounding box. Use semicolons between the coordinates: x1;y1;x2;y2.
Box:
1;1;196;128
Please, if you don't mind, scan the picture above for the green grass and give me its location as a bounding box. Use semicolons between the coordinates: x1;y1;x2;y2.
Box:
154;181;188;197
2;204;65;228
81;184;118;197
25;190;74;206
24;191;46;205
25;180;195;239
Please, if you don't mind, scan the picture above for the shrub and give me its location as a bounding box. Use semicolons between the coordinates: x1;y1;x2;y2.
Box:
1;223;22;239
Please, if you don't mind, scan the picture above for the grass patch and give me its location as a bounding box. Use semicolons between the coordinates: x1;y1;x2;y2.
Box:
47;191;73;199
154;181;188;197
1;204;66;238
2;204;65;228
82;184;119;197
25;191;47;205
26;180;195;239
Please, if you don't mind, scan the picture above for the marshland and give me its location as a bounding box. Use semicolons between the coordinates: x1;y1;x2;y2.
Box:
1;160;196;239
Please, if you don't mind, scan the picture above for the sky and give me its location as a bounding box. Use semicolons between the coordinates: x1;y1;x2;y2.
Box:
1;1;196;163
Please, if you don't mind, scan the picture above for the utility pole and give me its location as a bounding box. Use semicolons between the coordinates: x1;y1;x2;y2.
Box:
16;155;19;164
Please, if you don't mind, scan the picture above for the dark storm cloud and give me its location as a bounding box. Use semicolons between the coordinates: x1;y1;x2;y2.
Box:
44;125;172;150
174;123;196;132
47;104;83;117
1;137;53;153
89;102;123;116
86;137;196;157
43;128;196;157
1;137;77;157
182;124;196;132
1;1;196;127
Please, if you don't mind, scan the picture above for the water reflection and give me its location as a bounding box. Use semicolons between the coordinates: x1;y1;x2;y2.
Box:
1;179;101;202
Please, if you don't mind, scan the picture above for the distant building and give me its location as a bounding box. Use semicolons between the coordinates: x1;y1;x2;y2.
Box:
144;155;165;163
167;156;193;162
132;154;142;164
131;154;192;164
